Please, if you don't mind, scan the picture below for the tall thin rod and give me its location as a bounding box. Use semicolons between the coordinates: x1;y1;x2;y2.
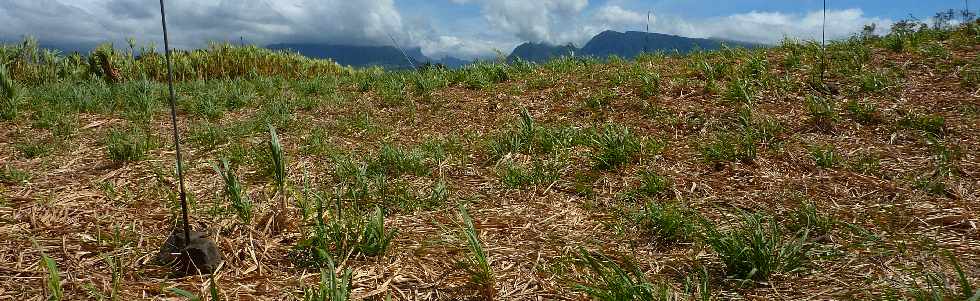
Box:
158;0;191;247
386;32;417;70
645;10;651;53
820;0;827;82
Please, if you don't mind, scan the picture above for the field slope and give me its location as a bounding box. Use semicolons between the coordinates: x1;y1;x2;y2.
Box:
1;24;979;300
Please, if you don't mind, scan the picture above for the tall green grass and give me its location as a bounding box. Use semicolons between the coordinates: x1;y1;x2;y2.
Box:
2;39;346;85
303;258;353;301
0;63;19;120
212;159;252;224
292;192;397;268
355;207;398;257
458;205;494;299
267;125;287;190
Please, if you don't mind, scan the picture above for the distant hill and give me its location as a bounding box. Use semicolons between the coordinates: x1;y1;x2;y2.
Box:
508;30;761;63
266;43;470;69
507;42;577;63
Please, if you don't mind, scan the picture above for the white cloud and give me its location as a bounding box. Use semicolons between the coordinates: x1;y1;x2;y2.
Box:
594;5;648;27
0;0;408;50
418;35;512;59
0;1;898;60
469;0;589;43
649;8;893;44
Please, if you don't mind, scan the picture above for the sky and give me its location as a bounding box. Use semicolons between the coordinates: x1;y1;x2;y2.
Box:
0;0;972;60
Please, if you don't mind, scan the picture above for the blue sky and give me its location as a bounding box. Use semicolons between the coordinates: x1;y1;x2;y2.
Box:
0;0;972;59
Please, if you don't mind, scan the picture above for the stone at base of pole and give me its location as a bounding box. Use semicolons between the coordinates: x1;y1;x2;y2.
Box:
156;227;222;276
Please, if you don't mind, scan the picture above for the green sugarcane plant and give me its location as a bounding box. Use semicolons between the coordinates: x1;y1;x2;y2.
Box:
0;63;20;120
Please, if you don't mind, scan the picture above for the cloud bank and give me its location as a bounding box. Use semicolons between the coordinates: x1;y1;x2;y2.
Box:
0;1;895;60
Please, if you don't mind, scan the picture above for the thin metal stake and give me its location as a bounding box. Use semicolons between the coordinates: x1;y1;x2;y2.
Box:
820;0;828;83
645;10;650;54
387;32;418;70
158;0;192;247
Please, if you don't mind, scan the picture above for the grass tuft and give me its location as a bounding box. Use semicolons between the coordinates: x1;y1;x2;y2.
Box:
809;145;841;168
574;248;669;301
0;63;20;120
789;201;835;236
355;207;398;257
0;165;30;184
105;127;157;163
845;99;881;125
805;95;838;132
703;213;808;281
458;205;495;299
637;202;695;244
267;125;287;190
212;159;252;224
303;258;353;301
633;170;672;198
14;140;52;159
589;124;644;170
899;112;946;138
700;131;757;165
497;157;565;188
293;194;398;267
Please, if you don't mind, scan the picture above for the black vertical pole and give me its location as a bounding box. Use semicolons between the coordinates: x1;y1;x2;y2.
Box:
158;0;192;247
645;10;650;54
820;0;827;83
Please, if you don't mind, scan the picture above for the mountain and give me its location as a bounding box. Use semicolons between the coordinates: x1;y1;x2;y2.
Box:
507;42;577;63
430;56;471;68
266;43;470;69
507;30;761;63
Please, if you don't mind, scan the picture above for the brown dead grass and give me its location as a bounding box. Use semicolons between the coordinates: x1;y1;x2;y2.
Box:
1;39;979;300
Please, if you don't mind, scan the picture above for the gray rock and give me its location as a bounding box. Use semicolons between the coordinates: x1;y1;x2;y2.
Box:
157;228;222;276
